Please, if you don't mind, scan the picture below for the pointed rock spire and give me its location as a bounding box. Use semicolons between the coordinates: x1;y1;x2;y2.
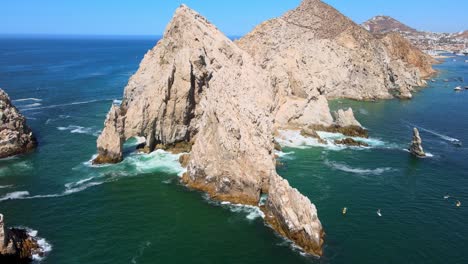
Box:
409;128;426;157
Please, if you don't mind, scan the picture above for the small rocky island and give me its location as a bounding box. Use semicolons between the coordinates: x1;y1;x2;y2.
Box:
0;214;42;263
0;89;37;159
94;0;434;256
410;128;426;157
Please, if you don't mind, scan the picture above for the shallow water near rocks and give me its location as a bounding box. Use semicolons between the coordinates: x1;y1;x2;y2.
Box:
0;36;467;263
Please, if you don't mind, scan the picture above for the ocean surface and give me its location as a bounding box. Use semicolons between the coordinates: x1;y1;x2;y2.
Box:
0;36;467;263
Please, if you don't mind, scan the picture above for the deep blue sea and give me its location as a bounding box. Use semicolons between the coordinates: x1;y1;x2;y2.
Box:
0;36;467;263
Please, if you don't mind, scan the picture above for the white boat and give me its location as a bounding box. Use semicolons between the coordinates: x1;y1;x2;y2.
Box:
454;86;462;91
377;209;382;217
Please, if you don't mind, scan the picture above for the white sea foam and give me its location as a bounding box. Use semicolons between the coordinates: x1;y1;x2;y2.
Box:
324;160;394;175
0;191;30;201
113;99;123;105
57;125;101;137
0;185;13;189
275;130;387;151
21;98;113;111
208;198;265;220
25;228;52;261
359;108;369;115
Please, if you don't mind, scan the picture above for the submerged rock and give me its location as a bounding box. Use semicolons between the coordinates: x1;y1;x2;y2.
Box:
0;89;37;159
409;128;426;157
334;138;369;147
0;214;42;263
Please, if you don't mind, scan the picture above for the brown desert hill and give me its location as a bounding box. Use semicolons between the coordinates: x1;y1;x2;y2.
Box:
237;0;434;110
362;15;417;34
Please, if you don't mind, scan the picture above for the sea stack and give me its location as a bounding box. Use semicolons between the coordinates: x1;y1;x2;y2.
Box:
0;89;37;159
0;214;41;262
409;128;426;157
95;5;324;256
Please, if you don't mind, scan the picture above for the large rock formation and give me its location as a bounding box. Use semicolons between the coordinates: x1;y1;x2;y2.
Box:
0;214;41;262
0;89;36;159
95;5;324;256
237;0;434;109
409;128;426;157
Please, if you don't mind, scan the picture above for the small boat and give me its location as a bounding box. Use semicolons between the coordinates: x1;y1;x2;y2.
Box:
342;207;347;215
431;79;436;82
454;86;462;91
456;201;461;207
444;79;449;82
444;194;450;199
377;209;382;217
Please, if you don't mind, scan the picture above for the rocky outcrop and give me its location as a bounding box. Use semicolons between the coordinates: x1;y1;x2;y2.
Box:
237;0;434;109
263;175;324;256
333;108;362;127
0;214;41;263
0;89;36;159
95;5;324;256
334;138;369;147
94;105;125;164
409;128;426;157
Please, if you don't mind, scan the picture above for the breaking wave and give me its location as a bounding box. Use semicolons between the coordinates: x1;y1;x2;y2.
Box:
57;125;101;137
202;194;265;221
0;150;186;203
25;228;52;262
324;160;394;175
275;130;389;151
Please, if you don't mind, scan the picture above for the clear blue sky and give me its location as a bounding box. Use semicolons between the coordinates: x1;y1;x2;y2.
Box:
1;0;467;36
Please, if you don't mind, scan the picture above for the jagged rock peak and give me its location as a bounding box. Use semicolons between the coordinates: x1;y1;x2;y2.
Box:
95;4;325;256
409;128;426;157
0;88;37;159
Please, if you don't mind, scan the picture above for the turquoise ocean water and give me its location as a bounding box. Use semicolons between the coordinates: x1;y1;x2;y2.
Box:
0;36;467;263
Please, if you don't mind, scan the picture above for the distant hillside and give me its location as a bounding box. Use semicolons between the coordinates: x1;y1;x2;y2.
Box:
362;16;417;34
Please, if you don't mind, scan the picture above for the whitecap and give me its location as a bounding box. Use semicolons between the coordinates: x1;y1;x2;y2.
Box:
324;160;394;175
275;150;295;160
0;185;13;189
57;125;101;137
131;241;152;264
206;198;265;221
13;98;42;102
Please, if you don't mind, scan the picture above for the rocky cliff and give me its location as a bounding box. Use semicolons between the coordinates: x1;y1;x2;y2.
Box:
95;5;324;256
0;89;36;159
237;0;434;106
409;128;426;157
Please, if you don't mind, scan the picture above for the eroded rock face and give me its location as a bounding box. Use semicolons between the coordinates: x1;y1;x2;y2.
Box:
264;174;324;256
333;108;362;127
409;128;426;157
0;89;36;159
94;105;125;164
237;0;434;107
0;214;41;262
95;4;325;256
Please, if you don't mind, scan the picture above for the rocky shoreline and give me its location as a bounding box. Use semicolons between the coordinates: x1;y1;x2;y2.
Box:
93;0;435;256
